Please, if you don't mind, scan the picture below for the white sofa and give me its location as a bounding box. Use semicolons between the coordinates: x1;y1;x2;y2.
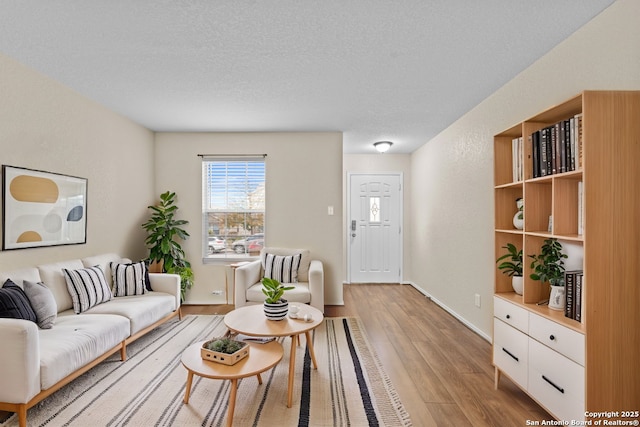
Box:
234;247;324;312
0;253;181;427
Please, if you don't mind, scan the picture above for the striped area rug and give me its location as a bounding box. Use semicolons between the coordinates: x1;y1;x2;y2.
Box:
2;315;412;427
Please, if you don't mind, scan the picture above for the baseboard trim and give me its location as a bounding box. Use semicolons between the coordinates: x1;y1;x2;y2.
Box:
405;281;492;343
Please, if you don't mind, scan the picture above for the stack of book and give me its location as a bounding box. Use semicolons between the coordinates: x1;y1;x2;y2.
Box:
564;270;584;322
530;113;582;178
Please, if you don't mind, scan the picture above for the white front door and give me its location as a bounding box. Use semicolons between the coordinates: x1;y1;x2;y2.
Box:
348;173;402;283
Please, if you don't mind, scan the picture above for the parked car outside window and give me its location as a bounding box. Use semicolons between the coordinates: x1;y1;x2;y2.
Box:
232;233;264;254
208;236;226;254
247;238;264;255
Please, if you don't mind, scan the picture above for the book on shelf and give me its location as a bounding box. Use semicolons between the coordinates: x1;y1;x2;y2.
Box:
531;132;540;178
512;136;523;182
575;272;583;323
530;113;583;178
564;270;584;322
578;180;584;235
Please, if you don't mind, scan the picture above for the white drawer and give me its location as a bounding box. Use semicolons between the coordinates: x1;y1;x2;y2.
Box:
494;296;529;333
528;339;585;422
529;313;585;365
493;318;528;389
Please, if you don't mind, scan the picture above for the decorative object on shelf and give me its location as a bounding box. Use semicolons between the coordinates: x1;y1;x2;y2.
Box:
2;165;88;250
529;238;568;310
496;243;524;295
512;198;524;230
261;277;294;320
201;337;249;365
142;191;194;301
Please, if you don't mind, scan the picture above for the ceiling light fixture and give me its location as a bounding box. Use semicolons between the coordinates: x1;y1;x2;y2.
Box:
373;141;393;153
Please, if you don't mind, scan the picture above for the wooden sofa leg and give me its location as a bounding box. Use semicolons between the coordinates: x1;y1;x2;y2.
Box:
178;307;183;320
120;343;127;361
18;403;27;427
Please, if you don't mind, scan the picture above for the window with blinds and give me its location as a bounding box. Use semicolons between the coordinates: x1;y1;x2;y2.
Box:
202;157;265;260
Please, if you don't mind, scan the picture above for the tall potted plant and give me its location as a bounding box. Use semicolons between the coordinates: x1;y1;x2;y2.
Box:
142;191;194;301
496;243;523;295
529;238;567;310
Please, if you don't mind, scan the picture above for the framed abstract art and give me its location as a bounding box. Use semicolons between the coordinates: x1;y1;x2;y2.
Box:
2;165;87;250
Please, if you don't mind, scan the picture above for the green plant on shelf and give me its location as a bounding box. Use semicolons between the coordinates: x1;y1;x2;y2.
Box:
496;243;523;277
529;238;567;286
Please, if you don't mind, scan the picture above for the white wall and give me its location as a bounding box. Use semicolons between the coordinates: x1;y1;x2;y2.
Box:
343;154;412;283
154;132;344;306
0;53;155;271
410;0;640;340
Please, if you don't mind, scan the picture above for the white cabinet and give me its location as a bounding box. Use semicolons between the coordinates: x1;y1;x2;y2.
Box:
528;339;585;422
493;318;528;389
494;297;528;333
493;297;585;421
529;312;585;366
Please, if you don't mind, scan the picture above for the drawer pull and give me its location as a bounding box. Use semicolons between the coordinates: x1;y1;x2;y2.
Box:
549;335;555;341
502;347;519;362
542;375;565;394
506;314;511;319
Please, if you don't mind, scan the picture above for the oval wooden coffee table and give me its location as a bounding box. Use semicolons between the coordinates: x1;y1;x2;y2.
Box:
181;340;283;427
224;304;323;408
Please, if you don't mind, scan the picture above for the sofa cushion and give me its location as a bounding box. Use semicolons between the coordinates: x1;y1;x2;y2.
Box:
81;253;125;289
0;267;41;290
264;253;302;283
0;279;37;322
38;312;130;390
246;281;311;304
83;292;176;335
38;259;84;313
110;261;147;297
23;280;57;329
63;266;112;314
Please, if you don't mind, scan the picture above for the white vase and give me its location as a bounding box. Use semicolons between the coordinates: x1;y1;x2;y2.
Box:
513;211;523;230
511;276;523;295
548;285;565;311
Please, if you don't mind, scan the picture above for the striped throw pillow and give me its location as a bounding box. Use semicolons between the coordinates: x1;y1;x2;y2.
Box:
63;266;112;314
110;261;148;297
264;253;302;283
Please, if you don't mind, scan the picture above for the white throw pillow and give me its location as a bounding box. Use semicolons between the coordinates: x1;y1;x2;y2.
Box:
63;266;112;314
110;261;148;297
264;253;302;283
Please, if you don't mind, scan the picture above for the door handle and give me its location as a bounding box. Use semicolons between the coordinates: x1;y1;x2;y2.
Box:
351;220;356;237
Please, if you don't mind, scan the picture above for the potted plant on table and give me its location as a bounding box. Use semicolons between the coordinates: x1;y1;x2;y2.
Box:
496;243;523;295
142;191;194;301
529;238;568;310
261;277;294;321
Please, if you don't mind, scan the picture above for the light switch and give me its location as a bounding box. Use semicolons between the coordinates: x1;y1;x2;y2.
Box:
328;206;334;215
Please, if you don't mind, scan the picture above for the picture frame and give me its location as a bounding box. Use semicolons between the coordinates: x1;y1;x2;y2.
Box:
2;165;88;250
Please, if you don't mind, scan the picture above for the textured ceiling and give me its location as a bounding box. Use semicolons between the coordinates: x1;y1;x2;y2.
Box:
0;1;615;153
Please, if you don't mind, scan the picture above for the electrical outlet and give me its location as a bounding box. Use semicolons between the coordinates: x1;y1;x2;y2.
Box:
474;294;481;308
211;290;224;295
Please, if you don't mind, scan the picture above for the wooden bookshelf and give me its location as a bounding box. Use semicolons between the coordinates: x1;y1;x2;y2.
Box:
493;91;640;420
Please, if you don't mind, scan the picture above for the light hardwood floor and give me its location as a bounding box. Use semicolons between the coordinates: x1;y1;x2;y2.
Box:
184;283;552;426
